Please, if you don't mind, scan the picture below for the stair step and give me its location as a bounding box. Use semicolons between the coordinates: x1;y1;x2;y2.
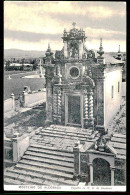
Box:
5;171;44;185
30;143;73;154
28;146;74;158
23;155;74;168
37;131;77;140
15;163;73;179
41;128;91;138
4;177;23;185
5;169;78;186
50;125;92;134
19;159;74;174
40;130;89;139
25;150;74;163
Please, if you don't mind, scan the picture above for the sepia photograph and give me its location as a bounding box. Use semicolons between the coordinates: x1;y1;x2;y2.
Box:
4;1;126;191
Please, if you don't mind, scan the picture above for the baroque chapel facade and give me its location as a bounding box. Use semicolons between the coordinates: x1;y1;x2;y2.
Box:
44;23;123;133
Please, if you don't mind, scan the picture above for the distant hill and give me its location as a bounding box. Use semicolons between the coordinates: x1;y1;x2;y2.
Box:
4;49;46;59
4;49;125;60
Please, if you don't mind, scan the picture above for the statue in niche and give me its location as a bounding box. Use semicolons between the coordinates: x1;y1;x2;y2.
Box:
69;41;79;58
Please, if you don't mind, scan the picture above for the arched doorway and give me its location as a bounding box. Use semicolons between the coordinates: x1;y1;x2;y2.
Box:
93;158;111;186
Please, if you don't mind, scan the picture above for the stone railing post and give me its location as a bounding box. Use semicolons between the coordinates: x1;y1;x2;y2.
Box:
22;91;28;107
73;143;80;179
11;93;15;111
12;134;30;163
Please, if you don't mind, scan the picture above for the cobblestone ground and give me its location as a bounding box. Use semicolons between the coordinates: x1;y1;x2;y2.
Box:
108;99;126;135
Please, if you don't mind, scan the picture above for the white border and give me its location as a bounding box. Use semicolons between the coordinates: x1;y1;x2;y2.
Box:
4;185;126;192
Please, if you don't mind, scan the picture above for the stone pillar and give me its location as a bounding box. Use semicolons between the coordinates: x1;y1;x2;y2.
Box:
46;80;53;123
88;162;93;185
64;41;68;57
22;91;28;107
96;75;105;130
57;88;62;123
110;166;115;186
53;88;58;122
11;93;15;111
84;92;89;127
73;144;80;179
88;90;94;127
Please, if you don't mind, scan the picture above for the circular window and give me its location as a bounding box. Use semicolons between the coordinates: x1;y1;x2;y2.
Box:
70;67;79;78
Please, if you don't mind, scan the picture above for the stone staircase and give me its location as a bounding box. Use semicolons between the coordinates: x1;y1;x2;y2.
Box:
4;144;79;185
31;125;93;152
4;125;94;185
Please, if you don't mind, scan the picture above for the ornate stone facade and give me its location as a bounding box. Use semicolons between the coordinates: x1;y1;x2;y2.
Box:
43;23;123;132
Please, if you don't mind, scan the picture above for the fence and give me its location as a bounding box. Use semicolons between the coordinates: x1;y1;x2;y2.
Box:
4;94;15;113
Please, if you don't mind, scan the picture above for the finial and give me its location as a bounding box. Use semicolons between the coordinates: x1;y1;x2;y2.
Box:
72;22;76;28
48;43;50;49
118;45;120;53
100;38;102;47
97;38;104;57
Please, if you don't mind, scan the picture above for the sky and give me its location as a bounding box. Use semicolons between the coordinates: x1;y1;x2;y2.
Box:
4;1;126;52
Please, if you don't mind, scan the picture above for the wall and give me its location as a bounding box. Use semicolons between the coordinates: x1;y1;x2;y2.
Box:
104;68;122;129
122;82;126;97
4;97;15;113
23;91;46;107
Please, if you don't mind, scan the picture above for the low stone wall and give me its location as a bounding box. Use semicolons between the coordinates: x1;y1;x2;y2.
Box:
4;94;15;113
12;133;30;163
22;91;46;107
4;130;36;167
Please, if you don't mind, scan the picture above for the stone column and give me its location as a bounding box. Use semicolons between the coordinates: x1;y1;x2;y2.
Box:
57;88;62;123
88;162;93;185
88;90;94;127
110;166;115;186
84;92;89;127
46;80;53;124
53;88;58;122
11;93;15;111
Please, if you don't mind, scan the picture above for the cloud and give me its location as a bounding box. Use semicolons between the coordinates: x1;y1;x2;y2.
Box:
4;1;126;52
4;30;61;42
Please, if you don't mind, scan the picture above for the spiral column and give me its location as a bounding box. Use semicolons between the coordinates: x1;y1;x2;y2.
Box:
57;88;62;123
88;90;94;127
84;93;89;126
53;88;58;122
